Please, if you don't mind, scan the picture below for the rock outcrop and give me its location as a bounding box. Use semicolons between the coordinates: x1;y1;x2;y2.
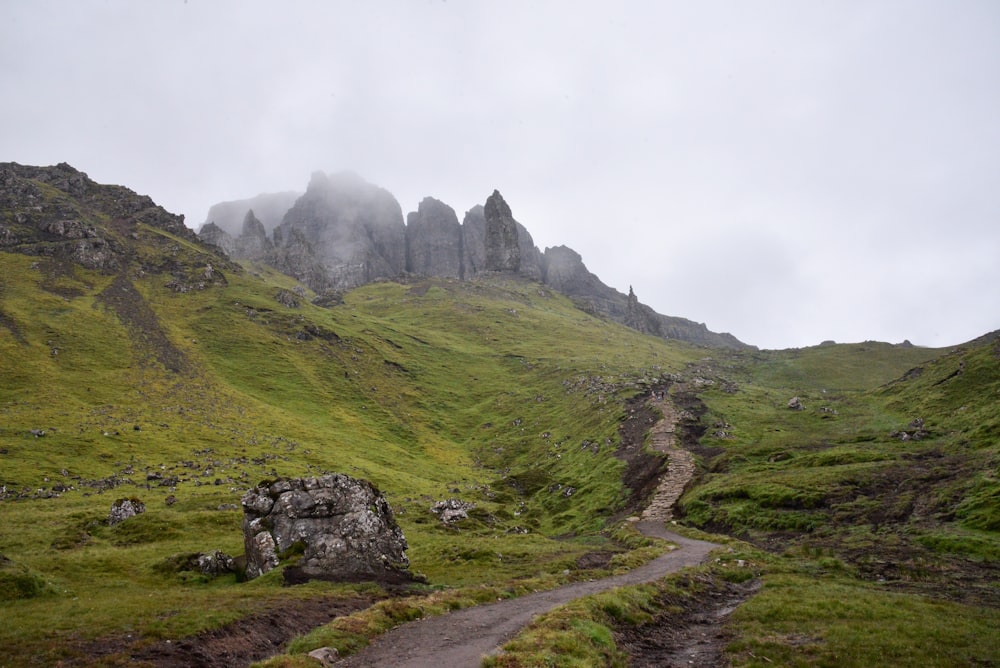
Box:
197;170;751;349
0;162;227;277
203;191;301;237
234;209;272;261
273;171;406;291
483;190;521;272
198;222;236;256
241;474;413;583
406;197;463;278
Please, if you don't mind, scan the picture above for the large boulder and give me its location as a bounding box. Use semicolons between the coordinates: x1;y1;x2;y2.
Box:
241;474;413;583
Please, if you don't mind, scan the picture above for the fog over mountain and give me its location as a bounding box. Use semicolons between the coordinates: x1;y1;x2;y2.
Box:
3;1;998;348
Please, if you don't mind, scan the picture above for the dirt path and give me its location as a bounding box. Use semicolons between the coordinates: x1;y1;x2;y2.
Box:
334;524;717;667
334;394;720;667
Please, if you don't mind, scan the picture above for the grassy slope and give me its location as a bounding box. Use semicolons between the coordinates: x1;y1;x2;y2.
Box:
486;340;999;667
2;172;997;666
0;231;701;664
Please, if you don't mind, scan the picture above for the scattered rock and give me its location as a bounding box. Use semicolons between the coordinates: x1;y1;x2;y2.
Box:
241;474;414;583
108;497;145;525
307;647;340;666
787;396;804;411
890;418;929;441
29;429;45;437
196;551;237;577
431;498;476;524
274;289;299;308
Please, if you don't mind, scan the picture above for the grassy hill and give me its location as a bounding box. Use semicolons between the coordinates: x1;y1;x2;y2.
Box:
1;165;997;666
0;216;706;663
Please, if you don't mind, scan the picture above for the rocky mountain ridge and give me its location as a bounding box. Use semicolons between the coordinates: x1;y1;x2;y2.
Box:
200;171;750;349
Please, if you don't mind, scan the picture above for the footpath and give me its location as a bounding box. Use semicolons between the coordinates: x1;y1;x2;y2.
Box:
334;393;718;667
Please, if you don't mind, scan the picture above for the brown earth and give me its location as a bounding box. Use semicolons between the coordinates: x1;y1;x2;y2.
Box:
58;596;375;667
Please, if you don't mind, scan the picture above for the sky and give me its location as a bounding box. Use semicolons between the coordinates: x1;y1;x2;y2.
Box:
2;0;998;349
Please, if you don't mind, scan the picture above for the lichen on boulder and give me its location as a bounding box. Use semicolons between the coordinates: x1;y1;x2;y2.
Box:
241;474;415;583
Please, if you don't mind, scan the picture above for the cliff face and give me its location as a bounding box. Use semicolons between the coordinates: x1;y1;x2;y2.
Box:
406;197;463;279
462;201;544;281
273;171;406;291
199;172;751;349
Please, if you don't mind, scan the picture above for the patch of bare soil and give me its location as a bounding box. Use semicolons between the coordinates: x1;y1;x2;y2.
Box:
62;595;374;667
615;392;669;518
616;574;761;668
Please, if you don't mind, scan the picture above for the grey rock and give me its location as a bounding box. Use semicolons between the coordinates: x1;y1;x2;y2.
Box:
198;222;236;255
274;171;406;291
307;647;340;666
483;190;520;272
431;498;476;524
274;289;299;308
787;396;805;411
195;550;236;576
241;474;413;583
109;497;145;525
406;197;463;278
234;209;273;260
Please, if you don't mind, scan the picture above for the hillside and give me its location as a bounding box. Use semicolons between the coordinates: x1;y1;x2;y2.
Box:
0;162;709;664
1;163;997;667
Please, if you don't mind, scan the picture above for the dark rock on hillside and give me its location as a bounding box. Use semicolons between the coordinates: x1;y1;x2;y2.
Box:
483;190;521;272
406;197;463;278
241;474;414;583
0;162;227;276
273;171;406;291
203;191;301;237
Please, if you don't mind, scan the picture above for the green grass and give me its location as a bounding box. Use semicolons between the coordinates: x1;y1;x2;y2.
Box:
0;242;701;663
2;171;997;666
728;573;1000;667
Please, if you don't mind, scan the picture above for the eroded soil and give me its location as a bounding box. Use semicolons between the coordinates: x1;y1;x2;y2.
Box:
58;595;374;667
616;575;761;668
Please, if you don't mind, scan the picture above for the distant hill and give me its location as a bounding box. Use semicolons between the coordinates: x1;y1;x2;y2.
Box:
199;171;752;350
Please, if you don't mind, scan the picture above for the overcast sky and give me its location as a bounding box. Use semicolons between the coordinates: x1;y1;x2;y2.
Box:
3;1;998;349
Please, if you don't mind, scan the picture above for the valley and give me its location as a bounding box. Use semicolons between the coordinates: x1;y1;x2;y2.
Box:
1;163;997;667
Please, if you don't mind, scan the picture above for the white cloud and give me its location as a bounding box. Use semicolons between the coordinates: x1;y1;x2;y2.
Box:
2;0;998;348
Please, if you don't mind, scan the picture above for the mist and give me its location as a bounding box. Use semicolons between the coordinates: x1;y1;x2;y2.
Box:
2;0;998;349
